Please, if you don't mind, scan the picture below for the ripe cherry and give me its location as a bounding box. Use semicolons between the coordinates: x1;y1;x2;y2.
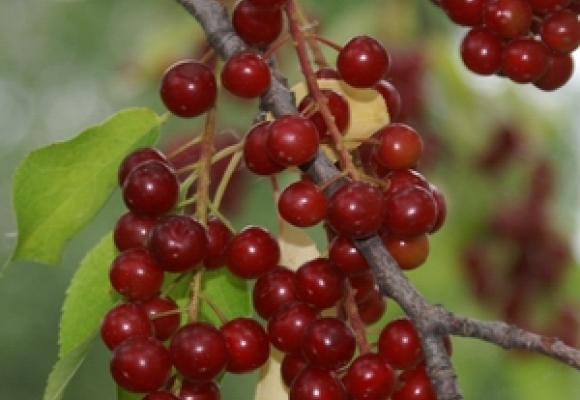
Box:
118;147;168;187
460;27;504;75
113;211;158;251
278;179;328;227
290;368;348;400
267;301;320;354
440;0;486;26
378;317;423;370
266;115;320;167
298;89;350;140
343;353;396;400
383;185;438;238
243;121;286;176
294;258;346;310
328;234;370;276
374;123;424;170
221;317;270;373
159;60;217;118
225;226;280;279
232;0;283;47
204;216;234;270
138;295;181;342
100;303;153;351
109;247;164;301
382;233;430;271
501;38;550;83
221;51;271;98
252;266;297;319
337;35;391;88
301;317;356;370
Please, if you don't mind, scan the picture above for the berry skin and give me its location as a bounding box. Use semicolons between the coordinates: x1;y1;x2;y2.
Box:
343;353;396;400
460;27;504;75
113;211;158;251
243;121;286;176
391;366;436;400
221;317;270;373
378;317;423;370
374;80;402;122
147;215;208;273
204;216;234;270
122;160;179;217
298;89;351;140
528;0;571;15
328;234;370;276
281;353;308;387
290;368;348;400
356;290;387;325
159;60;217;118
382;233;430;271
100;303;154;351
384;185;438;238
534;52;574;91
232;0;283;47
300;317;356;370
501;38;550;83
294;258;346;310
109;247;164;301
169;322;229;382
540;9;580;54
337;35;391;88
226;226;280;279
278;179;328;228
440;0;486;26
118;147;168;187
221;51;271;98
267;301;320;354
374;123;424;170
266;115;320;167
138;295;181;342
110;336;171;393
179;380;221;400
484;0;533;39
327;181;386;239
252;266;297;319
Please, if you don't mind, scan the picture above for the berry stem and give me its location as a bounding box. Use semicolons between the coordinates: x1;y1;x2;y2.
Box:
188;268;203;322
210;147;243;213
285;0;359;180
195;106;217;225
344;285;372;354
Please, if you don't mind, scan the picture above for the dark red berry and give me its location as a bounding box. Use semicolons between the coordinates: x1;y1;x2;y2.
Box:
534;52;574;90
266;115;320;167
290;368;348;400
294;258;346;310
383;185;438;238
382;233;430;271
138;295;181;342
374;80;403;122
374;123;424;170
204;216;234;270
226;226;280;279
484;0;533;39
252;266;297;319
343;353;396;400
160;60;217;118
391;366;436;400
110;336;171;393
100;303;153;351
301;317;356;370
114;211;158;251
461;27;504;75
148;215;208;273
221;51;271;98
337;35;391;88
267;301;320;354
328;235;370;276
356;290;387;325
382;169;430;197
278;180;328;227
327;181;386;239
540;9;580;53
109;248;164;301
298;89;351;140
440;0;486;26
179;379;221;400
221;317;270;373
378;317;423;370
118;147;168;187
123;160;179;217
528;0;571;15
281;353;308;387
243;121;286;176
169;322;229;382
232;0;283;47
501;38;550;83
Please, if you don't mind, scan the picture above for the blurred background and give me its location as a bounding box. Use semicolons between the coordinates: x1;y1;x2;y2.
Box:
1;0;579;399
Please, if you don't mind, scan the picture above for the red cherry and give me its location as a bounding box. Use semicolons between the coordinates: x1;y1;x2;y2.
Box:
266;115;320;167
221;317;270;373
337;35;391;88
252;266;297;319
294;258;347;310
301;317;356;370
343;353;396;400
243;121;286;176
278;179;328;227
109;248;164;301
383;185;438;238
374;123;424;170
226;226;280;279
378;317;423;370
100;303;153;351
289;368;348;400
221;51;271;98
138;295;181;342
232;0;283;47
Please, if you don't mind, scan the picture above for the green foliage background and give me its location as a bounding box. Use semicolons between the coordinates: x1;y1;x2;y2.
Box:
0;0;579;399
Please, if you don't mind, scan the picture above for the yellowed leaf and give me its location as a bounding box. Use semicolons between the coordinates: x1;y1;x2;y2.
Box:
253;349;287;400
278;222;321;271
291;79;390;162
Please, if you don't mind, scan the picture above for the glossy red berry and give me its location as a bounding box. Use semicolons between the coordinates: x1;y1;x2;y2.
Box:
290;368;348;400
243;121;286;176
501;38;550;83
528;0;571;15
374;123;424;170
374;80;402;122
110;336;171;393
252;266;297;319
337;35;391;88
294;258;346;310
383;185;438;238
534;52;574;90
169;322;229;382
540;9;580;53
221;317;270;373
267;301;320;354
391;366;436;400
159;60;217;118
221;51;271;98
382;169;430;198
266;115;320;167
148;215;208;273
356;290;387;325
118;147;168;187
328;235;370;276
429;184;447;233
204;216;234;270
100;303;153;351
138;295;181;342
460;27;504;75
179;380;221;400
378;317;423;370
232;0;283;47
440;0;486;26
343;353;396;400
327;181;386;239
298;89;351;140
382;233;430;271
122;160;179;217
247;0;287;7
226;226;280;279
484;0;533;39
278;180;328;227
113;211;158;251
109;248;164;301
281;353;308;387
301;317;356;370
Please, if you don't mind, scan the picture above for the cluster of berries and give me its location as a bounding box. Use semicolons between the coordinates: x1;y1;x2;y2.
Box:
432;0;580;90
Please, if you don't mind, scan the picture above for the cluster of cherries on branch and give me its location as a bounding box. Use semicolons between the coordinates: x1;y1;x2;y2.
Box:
98;0;453;399
433;0;580;90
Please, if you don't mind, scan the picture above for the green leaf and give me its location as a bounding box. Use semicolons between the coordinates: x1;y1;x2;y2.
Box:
10;107;161;266
200;268;251;325
59;232;117;357
117;387;142;400
43;331;98;400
